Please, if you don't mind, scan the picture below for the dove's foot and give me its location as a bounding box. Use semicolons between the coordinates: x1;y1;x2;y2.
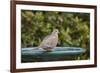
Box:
44;48;52;52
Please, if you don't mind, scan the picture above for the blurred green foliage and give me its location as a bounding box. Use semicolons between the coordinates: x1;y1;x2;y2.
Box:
21;10;90;59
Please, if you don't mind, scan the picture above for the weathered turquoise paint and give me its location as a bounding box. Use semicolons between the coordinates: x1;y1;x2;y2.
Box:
21;47;86;62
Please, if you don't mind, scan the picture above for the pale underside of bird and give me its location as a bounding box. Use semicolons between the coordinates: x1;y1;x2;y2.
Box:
38;29;59;52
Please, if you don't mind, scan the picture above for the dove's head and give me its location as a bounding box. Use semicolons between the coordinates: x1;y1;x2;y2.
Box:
52;29;59;34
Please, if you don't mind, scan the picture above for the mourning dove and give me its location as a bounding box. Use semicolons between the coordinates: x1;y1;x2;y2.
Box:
38;29;59;52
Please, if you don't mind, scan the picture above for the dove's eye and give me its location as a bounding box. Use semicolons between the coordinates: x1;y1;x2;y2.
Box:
56;30;59;33
56;31;58;32
53;29;58;33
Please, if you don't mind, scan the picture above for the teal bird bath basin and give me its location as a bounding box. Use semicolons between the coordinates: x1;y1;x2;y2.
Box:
21;47;86;62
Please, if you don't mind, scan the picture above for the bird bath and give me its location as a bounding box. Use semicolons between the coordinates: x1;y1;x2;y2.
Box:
21;47;86;62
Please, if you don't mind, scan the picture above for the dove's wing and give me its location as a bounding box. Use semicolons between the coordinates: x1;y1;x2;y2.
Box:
38;34;58;49
42;35;51;41
48;35;58;48
38;35;51;48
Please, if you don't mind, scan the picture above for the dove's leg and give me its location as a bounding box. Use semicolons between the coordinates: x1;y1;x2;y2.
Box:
43;47;53;52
